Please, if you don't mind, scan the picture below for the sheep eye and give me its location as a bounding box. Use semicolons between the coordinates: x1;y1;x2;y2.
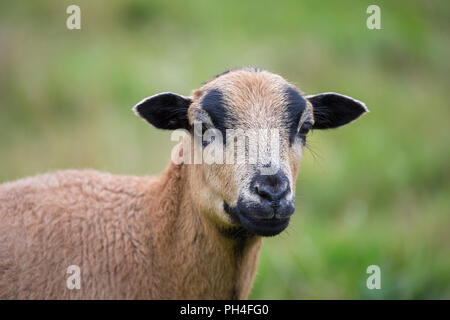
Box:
299;122;313;135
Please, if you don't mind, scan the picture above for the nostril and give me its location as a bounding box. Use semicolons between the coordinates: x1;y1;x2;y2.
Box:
279;180;289;196
254;181;290;202
254;184;270;200
252;171;290;202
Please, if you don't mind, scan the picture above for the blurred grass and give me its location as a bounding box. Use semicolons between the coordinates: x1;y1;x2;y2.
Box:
0;0;449;299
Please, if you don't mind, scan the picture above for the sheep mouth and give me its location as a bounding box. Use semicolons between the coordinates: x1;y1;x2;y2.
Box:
223;201;292;237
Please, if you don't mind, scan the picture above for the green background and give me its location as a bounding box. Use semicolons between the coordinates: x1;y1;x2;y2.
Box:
0;0;449;299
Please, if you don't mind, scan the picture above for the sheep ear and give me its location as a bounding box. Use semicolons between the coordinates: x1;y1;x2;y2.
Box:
133;92;192;130
306;92;369;129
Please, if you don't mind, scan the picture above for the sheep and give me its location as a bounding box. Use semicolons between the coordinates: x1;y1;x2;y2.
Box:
0;67;368;299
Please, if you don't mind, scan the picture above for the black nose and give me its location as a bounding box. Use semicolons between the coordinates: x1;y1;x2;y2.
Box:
253;171;290;202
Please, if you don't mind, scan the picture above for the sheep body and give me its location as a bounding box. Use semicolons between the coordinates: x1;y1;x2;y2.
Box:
0;166;260;299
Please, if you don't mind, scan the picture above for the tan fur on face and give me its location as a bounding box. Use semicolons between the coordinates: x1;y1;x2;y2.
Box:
195;68;290;131
188;68;310;226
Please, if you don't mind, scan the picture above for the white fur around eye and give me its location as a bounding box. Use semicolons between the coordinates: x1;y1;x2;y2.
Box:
297;110;314;133
191;108;215;129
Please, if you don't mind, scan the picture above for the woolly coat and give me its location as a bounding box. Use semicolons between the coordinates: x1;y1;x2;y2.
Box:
0;163;261;299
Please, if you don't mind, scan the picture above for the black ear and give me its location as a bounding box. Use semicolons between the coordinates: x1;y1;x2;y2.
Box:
306;92;369;129
133;92;192;130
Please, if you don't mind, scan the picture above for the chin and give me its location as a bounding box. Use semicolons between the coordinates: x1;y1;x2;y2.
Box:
237;212;291;237
224;200;294;237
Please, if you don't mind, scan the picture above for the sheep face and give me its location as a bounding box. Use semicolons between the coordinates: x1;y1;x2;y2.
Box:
134;68;368;237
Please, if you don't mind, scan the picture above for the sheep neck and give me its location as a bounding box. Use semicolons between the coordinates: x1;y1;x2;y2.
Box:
147;162;262;299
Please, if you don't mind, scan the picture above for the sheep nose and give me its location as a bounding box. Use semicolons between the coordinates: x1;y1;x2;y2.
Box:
253;171;290;203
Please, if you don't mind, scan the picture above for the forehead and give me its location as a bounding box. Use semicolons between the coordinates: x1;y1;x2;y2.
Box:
194;69;310;130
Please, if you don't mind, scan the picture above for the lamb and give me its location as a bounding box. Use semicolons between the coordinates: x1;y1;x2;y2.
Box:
0;67;368;299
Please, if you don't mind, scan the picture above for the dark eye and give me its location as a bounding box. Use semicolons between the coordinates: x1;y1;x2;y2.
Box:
299;122;313;135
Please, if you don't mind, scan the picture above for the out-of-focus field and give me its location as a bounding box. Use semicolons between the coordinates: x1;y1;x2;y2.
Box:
0;1;449;299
